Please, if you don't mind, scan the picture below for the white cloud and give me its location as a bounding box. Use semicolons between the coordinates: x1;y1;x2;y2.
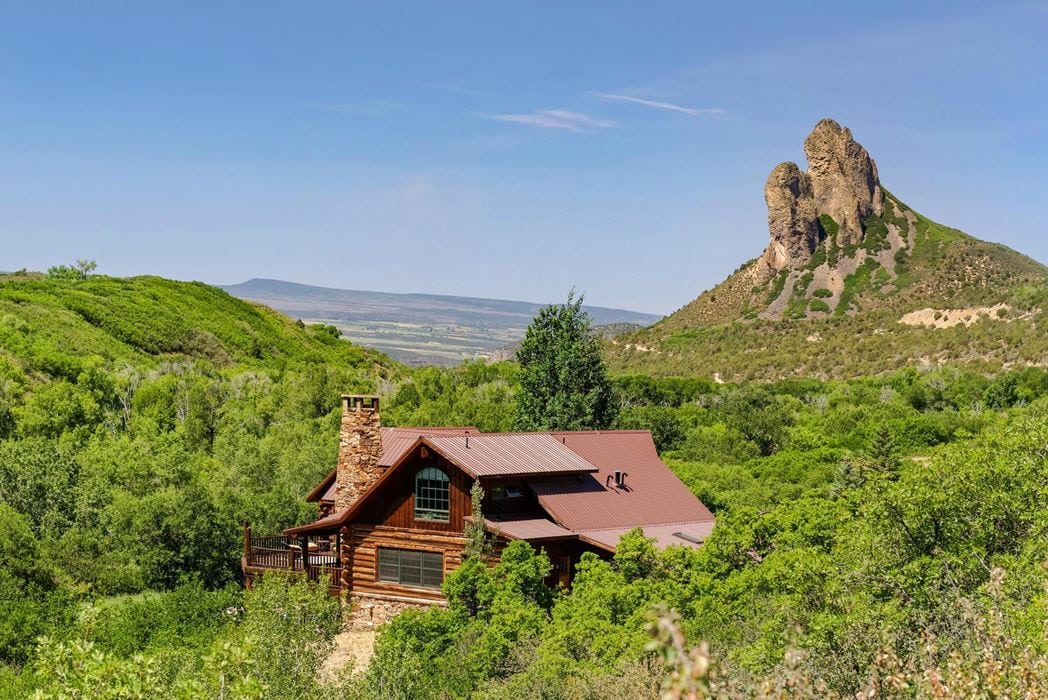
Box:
591;92;724;116
481;109;618;133
413;81;488;96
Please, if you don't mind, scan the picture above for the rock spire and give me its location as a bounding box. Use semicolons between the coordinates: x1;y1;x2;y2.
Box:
761;119;883;271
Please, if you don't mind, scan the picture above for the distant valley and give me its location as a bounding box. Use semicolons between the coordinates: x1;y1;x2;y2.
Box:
221;278;661;366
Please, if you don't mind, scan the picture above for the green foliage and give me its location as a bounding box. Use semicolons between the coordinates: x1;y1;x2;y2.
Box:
811;288;832;298
365;541;554;697
386;360;517;432
0;505;68;664
860;213;890;252
5;274;1048;697
464;480;490;559
764;269;789;304
834;258;879;315
514;291;616;431
808;298;830;313
818;214;840;239
616;405;686;452
46;259;97;281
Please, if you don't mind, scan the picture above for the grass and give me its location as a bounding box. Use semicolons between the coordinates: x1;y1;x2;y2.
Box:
0;275;400;377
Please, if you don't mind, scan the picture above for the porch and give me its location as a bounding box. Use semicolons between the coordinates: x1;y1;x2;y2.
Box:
241;525;345;595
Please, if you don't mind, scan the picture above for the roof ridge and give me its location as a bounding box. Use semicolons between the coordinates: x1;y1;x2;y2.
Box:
575;518;716;533
475;429;652;436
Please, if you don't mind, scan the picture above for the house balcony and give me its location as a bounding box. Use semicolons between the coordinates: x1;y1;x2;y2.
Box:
241;525;345;596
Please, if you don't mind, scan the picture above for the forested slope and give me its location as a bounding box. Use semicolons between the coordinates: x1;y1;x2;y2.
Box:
0;273;398;673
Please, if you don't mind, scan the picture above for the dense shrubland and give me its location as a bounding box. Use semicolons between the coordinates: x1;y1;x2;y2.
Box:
1;274;1047;697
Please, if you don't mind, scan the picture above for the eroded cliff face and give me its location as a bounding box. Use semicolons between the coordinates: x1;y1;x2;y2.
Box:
763;162;819;271
760;119;883;271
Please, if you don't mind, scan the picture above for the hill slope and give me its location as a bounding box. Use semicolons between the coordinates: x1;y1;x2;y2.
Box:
221;278;661;366
610;119;1048;380
0;274;398;375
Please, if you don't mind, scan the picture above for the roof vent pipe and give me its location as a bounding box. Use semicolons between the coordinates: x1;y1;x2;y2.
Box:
465;436;469;449
615;471;628;488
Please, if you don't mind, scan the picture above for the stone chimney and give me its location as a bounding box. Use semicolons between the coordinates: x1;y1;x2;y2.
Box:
335;394;383;512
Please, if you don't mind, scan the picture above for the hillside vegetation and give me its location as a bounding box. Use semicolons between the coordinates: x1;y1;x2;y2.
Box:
0;273;396;371
610;124;1048;380
1;273;1047;696
0;272;397;667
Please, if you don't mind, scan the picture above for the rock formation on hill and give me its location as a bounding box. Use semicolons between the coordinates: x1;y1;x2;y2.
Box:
761;119;884;272
762;162;819;271
607;118;1048;380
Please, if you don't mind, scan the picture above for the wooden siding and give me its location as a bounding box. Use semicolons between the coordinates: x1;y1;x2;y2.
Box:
343;524;467;602
355;449;473;533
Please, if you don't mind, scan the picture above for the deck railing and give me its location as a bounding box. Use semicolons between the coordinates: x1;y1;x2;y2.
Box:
243;526;344;594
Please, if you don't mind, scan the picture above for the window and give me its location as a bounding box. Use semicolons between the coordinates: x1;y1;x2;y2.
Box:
377;548;443;588
414;467;450;521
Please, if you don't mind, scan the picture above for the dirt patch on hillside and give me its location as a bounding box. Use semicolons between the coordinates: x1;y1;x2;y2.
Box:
319;629;376;683
899;303;1030;328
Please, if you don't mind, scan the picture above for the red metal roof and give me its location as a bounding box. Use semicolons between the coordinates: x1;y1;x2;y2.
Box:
528;431;715;531
424;434;599;478
378;426;480;468
576;521;716;551
306;426;480;503
291;428;715;551
475;516;576;541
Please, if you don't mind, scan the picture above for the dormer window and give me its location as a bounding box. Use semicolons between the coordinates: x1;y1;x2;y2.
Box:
415;467;450;522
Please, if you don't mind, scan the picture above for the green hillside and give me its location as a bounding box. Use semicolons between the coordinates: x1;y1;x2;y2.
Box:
0;272;401;671
610;180;1048;381
0;273;399;375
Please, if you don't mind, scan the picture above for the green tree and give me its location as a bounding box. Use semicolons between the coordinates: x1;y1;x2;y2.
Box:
464;480;489;559
514;291;615;431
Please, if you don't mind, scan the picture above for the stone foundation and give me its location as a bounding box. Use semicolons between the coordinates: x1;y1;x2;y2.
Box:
343;594;433;631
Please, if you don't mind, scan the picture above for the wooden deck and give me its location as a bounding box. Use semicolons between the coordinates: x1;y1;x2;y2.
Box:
242;526;344;595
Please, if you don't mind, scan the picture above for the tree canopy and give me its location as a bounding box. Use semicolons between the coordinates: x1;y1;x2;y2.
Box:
514;291;616;431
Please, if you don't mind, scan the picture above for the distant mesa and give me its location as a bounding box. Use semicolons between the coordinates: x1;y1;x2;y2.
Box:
221;279;661;367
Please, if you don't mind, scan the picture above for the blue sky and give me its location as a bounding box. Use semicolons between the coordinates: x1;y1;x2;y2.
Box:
1;2;1045;314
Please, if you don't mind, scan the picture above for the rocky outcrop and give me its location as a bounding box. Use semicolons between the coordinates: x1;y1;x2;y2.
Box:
763;162;819;270
760;119;883;271
803;119;882;247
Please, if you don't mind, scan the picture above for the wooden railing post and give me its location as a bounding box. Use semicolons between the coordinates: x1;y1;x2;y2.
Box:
242;523;252;564
340;526;351;594
300;535;309;573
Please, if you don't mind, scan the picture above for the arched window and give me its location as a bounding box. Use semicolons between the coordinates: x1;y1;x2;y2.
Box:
415;467;450;522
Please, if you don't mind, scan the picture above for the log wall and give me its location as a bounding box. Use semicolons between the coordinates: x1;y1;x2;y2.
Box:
342;524;467;603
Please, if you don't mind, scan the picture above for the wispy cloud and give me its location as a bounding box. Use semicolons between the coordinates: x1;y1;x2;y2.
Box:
481;109;617;133
414;81;487;97
591;92;724;116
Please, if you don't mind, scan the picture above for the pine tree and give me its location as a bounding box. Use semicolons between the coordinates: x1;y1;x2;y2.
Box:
867;425;900;475
514;290;616;431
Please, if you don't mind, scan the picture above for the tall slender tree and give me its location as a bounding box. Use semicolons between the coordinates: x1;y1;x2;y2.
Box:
514;290;616;430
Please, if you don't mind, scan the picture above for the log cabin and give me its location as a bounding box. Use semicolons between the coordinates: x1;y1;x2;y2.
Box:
242;394;715;616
